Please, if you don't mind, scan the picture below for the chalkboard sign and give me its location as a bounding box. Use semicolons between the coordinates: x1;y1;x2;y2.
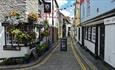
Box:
60;38;67;51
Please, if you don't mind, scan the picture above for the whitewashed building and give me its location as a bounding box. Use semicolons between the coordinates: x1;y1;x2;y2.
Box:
0;0;45;61
75;0;115;68
0;0;27;61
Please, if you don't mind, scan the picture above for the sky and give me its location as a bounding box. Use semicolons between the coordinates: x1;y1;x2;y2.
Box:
56;0;75;18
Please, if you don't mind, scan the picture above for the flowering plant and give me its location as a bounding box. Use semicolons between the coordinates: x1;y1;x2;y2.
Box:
28;13;38;22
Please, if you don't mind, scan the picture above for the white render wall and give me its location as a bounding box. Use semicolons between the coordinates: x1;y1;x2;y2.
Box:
104;16;115;68
0;0;26;22
0;24;29;58
84;40;95;54
26;0;38;14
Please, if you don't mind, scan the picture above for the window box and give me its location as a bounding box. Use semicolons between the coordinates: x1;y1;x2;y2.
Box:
3;45;20;51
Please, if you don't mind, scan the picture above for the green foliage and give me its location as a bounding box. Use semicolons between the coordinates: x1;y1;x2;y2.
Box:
36;43;48;54
16;13;21;19
27;31;36;42
11;29;31;42
41;30;49;36
44;19;48;25
9;28;36;43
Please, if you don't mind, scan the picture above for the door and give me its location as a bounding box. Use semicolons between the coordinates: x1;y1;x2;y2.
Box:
99;25;105;60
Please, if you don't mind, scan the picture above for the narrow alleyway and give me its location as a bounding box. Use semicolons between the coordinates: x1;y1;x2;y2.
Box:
17;38;90;70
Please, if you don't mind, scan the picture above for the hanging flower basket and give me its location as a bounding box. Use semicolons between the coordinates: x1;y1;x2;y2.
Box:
28;13;38;24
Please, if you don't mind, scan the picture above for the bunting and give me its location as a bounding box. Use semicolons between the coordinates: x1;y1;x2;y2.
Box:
80;0;85;4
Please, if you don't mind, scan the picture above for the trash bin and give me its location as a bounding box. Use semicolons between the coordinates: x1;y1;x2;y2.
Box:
60;37;67;51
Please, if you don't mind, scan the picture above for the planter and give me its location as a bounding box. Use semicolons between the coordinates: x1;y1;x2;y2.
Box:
2;22;9;26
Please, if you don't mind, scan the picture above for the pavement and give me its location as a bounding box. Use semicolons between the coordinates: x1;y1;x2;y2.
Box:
72;38;115;70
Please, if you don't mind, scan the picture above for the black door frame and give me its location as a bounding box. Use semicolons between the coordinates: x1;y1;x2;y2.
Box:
96;24;105;60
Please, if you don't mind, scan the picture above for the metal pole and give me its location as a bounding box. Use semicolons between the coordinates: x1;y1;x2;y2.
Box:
52;0;54;43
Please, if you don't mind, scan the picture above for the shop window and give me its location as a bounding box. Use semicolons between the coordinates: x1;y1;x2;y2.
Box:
78;28;80;41
92;27;96;42
85;27;88;39
88;27;92;40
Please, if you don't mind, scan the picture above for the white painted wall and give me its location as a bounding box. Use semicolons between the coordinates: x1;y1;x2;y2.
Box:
104;24;115;68
84;40;95;54
26;0;38;14
0;23;30;58
104;16;115;68
0;47;29;58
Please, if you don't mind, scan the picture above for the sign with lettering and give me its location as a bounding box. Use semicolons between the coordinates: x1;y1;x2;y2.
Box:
104;16;115;25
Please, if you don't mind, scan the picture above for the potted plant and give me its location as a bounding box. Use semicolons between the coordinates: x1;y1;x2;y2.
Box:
36;43;48;56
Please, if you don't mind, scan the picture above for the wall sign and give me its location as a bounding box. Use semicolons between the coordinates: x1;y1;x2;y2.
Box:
104;16;115;25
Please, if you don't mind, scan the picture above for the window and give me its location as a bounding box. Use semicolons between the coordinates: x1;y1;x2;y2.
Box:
5;27;18;45
85;27;88;39
78;28;80;41
92;27;96;42
88;27;92;40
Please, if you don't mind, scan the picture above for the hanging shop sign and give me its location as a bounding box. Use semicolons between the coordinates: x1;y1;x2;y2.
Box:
44;2;51;13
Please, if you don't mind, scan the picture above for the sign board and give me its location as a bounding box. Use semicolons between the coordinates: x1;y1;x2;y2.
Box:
104;16;115;25
44;2;51;13
60;38;67;51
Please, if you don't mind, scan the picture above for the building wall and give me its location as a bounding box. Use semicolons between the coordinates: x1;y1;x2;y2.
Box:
47;0;59;27
74;0;80;26
104;16;115;68
82;26;97;54
0;26;30;58
58;14;63;38
0;0;26;22
0;0;28;59
81;0;115;22
26;0;38;13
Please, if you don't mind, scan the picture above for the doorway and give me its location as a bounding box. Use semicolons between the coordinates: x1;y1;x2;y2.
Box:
99;25;105;60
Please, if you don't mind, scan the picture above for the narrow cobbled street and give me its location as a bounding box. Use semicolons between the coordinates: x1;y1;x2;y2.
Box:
18;38;90;70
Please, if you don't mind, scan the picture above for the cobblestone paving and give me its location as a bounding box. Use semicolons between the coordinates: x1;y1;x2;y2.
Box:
25;39;83;70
